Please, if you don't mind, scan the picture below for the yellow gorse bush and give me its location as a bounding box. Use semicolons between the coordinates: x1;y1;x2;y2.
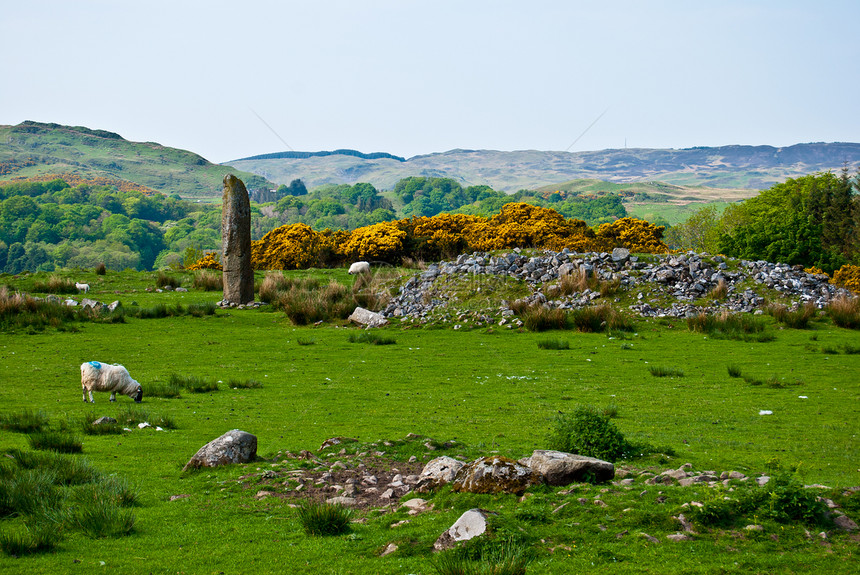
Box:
340;221;407;262
831;264;860;294
249;203;668;270
594;217;668;253
186;252;222;271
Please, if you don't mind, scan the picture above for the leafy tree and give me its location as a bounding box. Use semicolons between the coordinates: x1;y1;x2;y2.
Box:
718;172;857;272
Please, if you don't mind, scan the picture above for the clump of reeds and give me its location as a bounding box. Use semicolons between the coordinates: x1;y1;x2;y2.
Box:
347;332;396;345
537;338;570;350
192;270;222;291
767;302;816;329
33;275;78;295
825;295;860;329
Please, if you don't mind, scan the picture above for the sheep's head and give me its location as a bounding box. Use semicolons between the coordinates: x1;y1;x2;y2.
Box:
133;387;143;403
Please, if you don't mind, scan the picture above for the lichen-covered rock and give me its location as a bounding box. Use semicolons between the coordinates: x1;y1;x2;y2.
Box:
522;450;614;485
182;429;257;471
452;456;541;495
221;174;254;304
433;508;491;551
416;456;464;491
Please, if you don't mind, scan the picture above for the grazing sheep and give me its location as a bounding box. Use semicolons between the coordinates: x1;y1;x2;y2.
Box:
80;361;143;403
75;282;90;293
348;261;370;275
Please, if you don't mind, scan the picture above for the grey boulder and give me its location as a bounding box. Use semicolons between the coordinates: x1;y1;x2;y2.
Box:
521;450;614;485
183;429;257;471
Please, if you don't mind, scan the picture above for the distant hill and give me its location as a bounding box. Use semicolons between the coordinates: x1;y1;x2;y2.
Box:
0;121;274;199
227;143;860;193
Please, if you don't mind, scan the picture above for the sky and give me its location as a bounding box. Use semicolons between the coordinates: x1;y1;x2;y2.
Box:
2;0;858;163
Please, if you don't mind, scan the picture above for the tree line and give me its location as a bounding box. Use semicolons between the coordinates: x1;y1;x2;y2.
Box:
665;168;859;273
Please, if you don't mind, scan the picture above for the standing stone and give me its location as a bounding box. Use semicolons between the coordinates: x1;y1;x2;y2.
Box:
221;174;254;304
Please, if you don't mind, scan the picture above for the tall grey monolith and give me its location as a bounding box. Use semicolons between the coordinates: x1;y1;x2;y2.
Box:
221;174;254;304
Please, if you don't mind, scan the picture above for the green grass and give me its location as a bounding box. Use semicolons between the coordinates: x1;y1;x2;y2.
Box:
0;272;859;572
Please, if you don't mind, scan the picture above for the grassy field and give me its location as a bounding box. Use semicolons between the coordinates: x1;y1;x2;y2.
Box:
1;269;858;573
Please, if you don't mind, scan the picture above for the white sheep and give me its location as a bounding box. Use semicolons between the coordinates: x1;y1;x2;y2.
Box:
75;282;90;293
80;361;143;403
348;261;370;274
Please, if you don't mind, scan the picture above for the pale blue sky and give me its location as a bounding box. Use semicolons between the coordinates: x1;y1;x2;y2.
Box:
2;0;857;162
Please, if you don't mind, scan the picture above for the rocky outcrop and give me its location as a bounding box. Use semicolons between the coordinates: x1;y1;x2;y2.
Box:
521;450;614;485
380;250;850;325
183;429;257;471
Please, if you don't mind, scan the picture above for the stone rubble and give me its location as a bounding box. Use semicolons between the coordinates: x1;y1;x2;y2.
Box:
380;249;852;325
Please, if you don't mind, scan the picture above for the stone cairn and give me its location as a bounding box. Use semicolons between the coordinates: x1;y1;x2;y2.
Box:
380;248;851;326
220;174;255;306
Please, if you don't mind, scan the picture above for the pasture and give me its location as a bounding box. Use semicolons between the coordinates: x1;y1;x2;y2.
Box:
0;269;858;573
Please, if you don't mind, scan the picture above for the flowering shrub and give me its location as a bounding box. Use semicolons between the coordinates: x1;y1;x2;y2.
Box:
249;203;668;270
831;264;860;294
594;217;668;253
804;266;827;277
252;223;335;270
339;221;406;263
186;252;222;271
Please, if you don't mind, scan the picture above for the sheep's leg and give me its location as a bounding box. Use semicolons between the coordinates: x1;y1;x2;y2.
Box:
88;390;94;403
109;392;116;402
82;388;87;402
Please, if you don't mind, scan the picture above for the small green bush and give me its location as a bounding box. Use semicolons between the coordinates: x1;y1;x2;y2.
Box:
296;501;352;536
95;263;106;275
727;365;742;378
690;473;829;528
296;337;316;346
548;406;633;463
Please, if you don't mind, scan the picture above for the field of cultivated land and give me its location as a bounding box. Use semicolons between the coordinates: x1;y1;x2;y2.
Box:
0;266;858;574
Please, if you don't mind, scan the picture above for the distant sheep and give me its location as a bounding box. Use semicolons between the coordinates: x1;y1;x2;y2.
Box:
80;361;143;403
348;261;370;275
75;282;90;293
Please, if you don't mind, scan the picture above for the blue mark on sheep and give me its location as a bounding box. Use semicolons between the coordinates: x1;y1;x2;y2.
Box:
88;361;101;369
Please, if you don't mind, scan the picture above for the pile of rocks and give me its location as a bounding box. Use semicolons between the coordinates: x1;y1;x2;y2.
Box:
380;249;851;324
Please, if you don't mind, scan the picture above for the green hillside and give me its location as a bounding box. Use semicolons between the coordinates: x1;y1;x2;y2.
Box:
0;121;273;200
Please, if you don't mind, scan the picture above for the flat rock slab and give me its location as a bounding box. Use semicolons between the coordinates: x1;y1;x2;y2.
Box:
433;508;490;551
348;307;388;328
183;429;257;471
522;450;614;485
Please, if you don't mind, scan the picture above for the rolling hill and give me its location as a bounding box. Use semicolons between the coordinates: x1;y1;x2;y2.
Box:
0;121;274;200
228;143;860;193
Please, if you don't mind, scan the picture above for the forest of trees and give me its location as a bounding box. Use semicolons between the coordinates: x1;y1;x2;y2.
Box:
4;168;853;274
666;169;859;273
